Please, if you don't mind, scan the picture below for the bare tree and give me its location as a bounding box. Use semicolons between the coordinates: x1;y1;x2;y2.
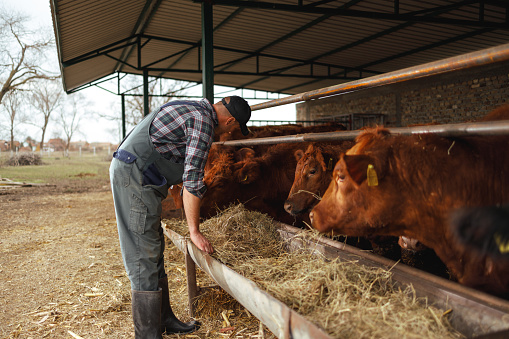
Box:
28;79;63;151
1;89;26;151
58;93;86;156
0;8;58;107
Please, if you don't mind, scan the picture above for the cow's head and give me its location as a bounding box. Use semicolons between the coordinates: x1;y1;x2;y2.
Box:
309;152;389;235
201;153;238;218
201;148;258;219
284;144;336;216
234;157;262;185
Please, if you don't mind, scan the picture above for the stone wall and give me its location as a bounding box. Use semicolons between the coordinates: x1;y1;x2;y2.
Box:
296;61;509;127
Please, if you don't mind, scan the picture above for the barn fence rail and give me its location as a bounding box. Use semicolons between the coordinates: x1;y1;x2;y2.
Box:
249;43;509;112
213;43;509;147
216;119;509;147
249;112;386;130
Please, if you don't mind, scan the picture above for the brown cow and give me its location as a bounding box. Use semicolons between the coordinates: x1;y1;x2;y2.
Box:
201;143;309;226
284;142;401;260
284;143;353;216
309;123;509;296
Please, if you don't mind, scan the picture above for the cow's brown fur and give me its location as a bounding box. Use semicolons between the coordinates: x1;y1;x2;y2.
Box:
201;143;309;226
285;142;401;259
284;143;351;216
310;115;509;295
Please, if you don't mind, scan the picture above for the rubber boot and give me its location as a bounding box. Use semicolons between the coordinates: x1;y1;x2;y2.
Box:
131;289;163;339
159;277;201;334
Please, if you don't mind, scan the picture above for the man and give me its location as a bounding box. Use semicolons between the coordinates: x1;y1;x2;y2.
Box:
109;96;251;338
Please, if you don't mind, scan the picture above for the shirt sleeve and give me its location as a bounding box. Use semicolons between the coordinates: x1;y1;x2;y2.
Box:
182;115;214;199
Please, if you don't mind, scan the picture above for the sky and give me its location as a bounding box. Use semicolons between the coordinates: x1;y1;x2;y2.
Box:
5;0;297;144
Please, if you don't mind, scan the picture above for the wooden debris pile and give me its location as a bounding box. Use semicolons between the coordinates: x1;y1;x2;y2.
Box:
4;153;43;166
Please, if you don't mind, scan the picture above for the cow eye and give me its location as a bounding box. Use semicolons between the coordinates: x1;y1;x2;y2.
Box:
336;174;345;184
309;168;316;175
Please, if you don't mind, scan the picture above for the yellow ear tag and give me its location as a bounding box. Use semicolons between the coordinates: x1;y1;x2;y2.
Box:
328;158;333;170
367;164;378;187
494;233;509;254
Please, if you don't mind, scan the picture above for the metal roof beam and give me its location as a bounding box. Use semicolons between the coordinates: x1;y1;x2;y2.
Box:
141;34;356;72
61;38;138;67
147;67;359;79
60;31;358;79
153;7;245;78
274;29;495;93
194;0;509;28
267;1;496;93
116;0;164;72
217;0;363;72
358;28;495;70
236;0;486;90
274;28;495;93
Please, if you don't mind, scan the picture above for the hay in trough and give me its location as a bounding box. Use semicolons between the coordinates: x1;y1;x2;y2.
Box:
165;204;465;339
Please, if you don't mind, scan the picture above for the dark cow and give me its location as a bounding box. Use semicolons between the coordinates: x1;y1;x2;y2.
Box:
450;205;509;258
449;205;509;298
309;119;509;296
201;143;310;226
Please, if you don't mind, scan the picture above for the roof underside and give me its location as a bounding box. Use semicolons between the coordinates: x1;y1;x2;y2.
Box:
50;0;509;95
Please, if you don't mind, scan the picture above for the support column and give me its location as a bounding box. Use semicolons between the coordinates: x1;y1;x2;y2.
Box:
201;2;214;102
143;69;149;116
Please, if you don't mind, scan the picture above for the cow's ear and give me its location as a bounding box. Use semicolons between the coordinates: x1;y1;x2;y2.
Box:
342;154;378;186
235;148;256;162
294;149;304;161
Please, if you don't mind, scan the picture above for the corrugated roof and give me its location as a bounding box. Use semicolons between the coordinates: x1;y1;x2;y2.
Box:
50;0;509;95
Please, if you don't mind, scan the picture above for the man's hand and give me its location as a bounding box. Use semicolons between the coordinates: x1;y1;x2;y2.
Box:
182;187;214;254
190;230;214;254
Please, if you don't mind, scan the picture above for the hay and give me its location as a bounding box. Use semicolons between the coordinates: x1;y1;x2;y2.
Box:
165;204;465;339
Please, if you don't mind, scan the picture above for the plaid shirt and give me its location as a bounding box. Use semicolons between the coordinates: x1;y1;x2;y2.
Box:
149;99;217;199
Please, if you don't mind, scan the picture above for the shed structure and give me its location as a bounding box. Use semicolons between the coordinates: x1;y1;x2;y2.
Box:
50;0;509;109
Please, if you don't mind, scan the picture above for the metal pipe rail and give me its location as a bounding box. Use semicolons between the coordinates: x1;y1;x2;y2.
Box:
215;120;509;147
250;43;509;111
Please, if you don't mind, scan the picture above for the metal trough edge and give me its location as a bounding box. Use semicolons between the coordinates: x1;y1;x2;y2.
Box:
162;222;334;339
163;221;509;338
277;224;509;338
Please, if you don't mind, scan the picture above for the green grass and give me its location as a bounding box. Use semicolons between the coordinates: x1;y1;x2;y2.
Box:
0;153;111;184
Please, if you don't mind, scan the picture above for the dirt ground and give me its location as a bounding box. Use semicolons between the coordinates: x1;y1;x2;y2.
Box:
0;176;272;338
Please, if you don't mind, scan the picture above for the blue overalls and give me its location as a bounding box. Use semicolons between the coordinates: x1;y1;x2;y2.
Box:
109;104;193;291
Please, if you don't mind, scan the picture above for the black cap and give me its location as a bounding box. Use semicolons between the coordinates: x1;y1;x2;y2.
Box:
222;96;251;136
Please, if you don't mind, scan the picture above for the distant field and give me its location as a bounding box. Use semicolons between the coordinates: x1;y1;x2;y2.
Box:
0;151;112;184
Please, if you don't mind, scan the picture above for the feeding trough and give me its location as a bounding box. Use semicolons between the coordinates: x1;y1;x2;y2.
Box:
162;218;509;338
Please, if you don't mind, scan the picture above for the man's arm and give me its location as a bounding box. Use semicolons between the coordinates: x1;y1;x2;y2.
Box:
182;187;214;254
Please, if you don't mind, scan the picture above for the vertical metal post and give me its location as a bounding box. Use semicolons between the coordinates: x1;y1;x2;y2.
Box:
201;2;214;102
143;69;149;116
185;244;198;317
121;93;126;139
